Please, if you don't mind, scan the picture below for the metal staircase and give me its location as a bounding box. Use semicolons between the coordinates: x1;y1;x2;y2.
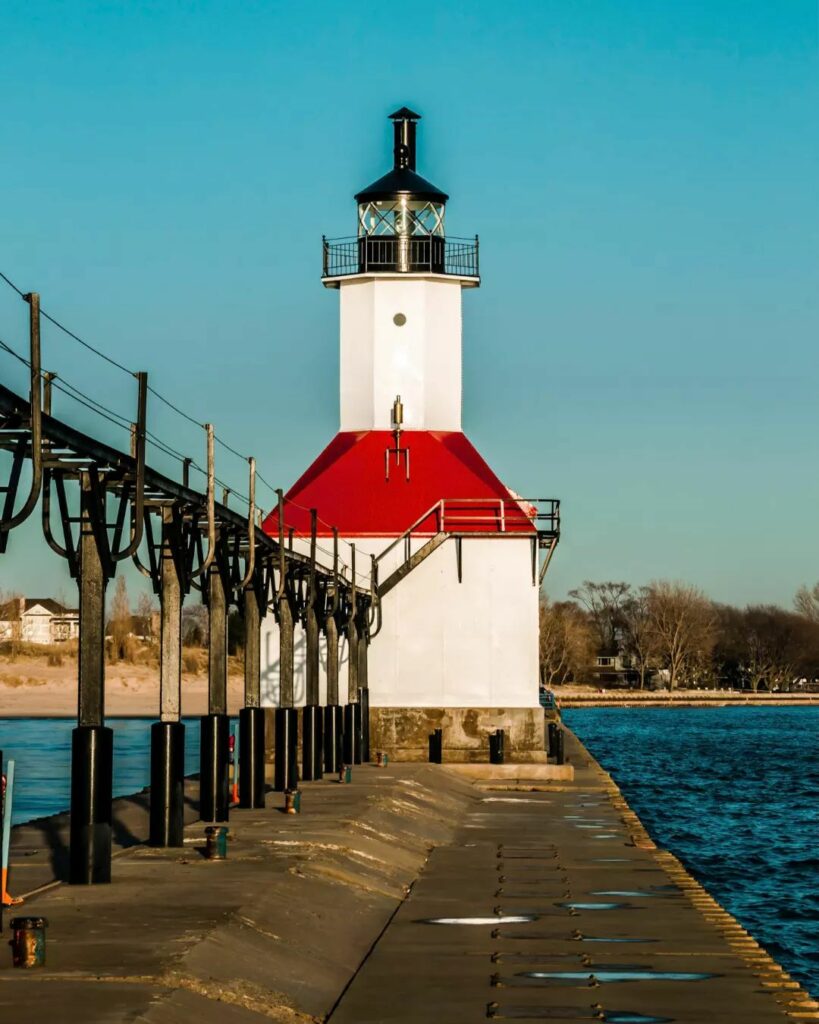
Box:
375;497;560;596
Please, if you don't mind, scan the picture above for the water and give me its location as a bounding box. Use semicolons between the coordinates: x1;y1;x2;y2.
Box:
0;718;203;825
564;706;819;997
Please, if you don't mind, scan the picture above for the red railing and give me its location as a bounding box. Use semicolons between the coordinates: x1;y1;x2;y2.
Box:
375;497;560;568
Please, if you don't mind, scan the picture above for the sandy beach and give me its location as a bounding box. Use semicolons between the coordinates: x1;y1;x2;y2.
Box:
0;654;245;717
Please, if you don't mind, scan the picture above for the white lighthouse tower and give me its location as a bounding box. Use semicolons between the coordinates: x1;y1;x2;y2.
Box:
261;108;559;761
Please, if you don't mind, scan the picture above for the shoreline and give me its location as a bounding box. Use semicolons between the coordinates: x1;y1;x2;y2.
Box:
560;691;818;708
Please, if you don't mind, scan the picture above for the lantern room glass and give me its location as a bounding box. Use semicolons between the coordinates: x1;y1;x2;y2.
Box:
358;199;446;238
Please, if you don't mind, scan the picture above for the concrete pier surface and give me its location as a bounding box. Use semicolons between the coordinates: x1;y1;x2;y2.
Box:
1;736;814;1023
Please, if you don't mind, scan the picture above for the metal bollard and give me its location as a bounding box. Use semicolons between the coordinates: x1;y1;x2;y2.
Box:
238;706;265;809
428;728;443;764
199;714;230;822
10;917;48;968
547;721;558;756
323;705;342;774
359;686;370;763
69;725;114;884
489;729;505;765
301;704;323;782
338;764;352;784
555;728;566;766
342;704;355;766
352;702;363;765
284;788;301;814
204;825;229;860
274;707;299;792
149;721;185;848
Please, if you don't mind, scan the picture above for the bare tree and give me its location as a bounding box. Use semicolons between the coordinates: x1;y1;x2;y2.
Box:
795;583;819;624
539;598;595;687
742;606;806;692
182;603;208;647
567;581;632;654
0;591;24;659
621;589;657;689
645;581;716;690
108;576;131;662
135;591;156;644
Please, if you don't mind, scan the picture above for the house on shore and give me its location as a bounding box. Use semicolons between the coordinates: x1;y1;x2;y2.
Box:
0;598;80;645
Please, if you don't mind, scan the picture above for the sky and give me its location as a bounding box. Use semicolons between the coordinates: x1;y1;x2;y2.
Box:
0;0;817;609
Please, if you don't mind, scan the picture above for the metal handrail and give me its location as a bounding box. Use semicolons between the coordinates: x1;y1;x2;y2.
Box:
374;497;560;567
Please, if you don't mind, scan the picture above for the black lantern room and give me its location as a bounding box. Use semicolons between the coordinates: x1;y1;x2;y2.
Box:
322;107;479;283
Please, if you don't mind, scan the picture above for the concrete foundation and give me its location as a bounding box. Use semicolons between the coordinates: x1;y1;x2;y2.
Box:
369;705;547;762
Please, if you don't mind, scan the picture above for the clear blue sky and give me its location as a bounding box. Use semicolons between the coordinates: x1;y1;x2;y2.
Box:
0;0;816;608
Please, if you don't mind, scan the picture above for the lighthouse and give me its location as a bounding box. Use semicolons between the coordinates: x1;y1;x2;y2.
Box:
261;108;559;761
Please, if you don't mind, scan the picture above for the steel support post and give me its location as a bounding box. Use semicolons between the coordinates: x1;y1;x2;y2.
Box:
150;507;185;846
239;588;265;808
323;614;341;772
302;597;323;781
274;596;298;791
345;610;361;763
70;471;113;885
358;625;370;763
200;566;229;822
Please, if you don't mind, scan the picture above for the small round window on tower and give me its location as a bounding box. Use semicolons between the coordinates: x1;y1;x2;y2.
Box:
393;312;407;326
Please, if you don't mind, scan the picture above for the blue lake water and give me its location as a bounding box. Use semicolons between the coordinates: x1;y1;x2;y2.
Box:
0;718;203;825
564;706;819;998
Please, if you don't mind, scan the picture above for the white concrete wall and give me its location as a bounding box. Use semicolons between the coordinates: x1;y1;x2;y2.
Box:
339;276;463;432
260;612;343;708
260;535;540;710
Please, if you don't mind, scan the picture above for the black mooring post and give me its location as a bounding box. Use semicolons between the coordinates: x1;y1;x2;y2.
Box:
274;706;299;792
199;713;230;821
200;566;229;821
301;704;317;782
428;728;443;764
70;470;113;885
150;721;185;846
352;701;363;765
555;728;566;766
324;704;342;773
343;703;355;766
547;721;558;757
239;588;265;808
489;729;505;765
287;707;298;789
151;506;185;847
239;707;265;807
359;686;370;764
70;725;113;884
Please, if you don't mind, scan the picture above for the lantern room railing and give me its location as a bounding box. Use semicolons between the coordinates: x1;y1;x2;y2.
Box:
322;235;479;280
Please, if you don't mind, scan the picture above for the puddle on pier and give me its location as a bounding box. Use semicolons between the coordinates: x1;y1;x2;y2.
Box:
517;969;717;983
488;1006;673;1022
418;914;538;925
558;902;629;911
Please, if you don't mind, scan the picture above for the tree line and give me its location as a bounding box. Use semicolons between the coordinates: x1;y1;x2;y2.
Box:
540;580;819;691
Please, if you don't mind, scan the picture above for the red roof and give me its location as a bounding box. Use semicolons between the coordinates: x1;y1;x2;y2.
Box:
262;430;535;538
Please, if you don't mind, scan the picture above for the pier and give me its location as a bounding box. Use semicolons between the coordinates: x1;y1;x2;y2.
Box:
1;732;812;1022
